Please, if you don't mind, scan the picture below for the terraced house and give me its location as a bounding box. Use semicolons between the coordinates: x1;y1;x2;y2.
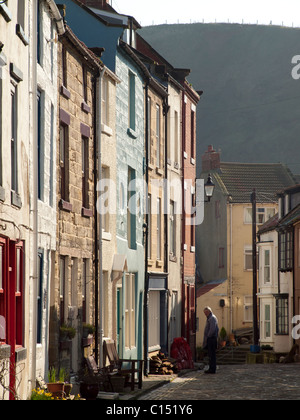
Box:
49;24;102;374
0;0;64;401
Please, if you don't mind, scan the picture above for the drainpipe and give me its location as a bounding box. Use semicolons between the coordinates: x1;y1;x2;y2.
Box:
229;201;233;333
163;94;169;353
97;70;104;368
30;0;38;393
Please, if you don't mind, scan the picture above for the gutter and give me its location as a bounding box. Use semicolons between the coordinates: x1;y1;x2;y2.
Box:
45;0;65;35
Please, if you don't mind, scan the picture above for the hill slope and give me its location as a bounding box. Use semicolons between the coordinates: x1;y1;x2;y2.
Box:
139;23;300;176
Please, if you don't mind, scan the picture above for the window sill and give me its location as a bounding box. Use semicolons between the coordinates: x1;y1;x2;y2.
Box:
82;207;92;218
101;123;113;137
15;346;27;363
81;101;91;114
0;186;5;202
169;254;177;263
0;344;11;360
102;231;112;241
59;199;72;212
0;4;12;22
11;191;22;209
127;127;137;139
16;24;29;46
60;85;71;99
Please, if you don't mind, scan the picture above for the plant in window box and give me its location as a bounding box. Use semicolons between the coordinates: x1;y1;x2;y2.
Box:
82;323;95;338
47;367;65;398
60;324;76;341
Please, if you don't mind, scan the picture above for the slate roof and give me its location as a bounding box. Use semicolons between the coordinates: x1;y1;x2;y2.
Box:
196;278;227;299
212;162;297;203
277;203;300;229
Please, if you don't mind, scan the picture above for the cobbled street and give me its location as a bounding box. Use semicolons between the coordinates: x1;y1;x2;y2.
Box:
137;364;300;400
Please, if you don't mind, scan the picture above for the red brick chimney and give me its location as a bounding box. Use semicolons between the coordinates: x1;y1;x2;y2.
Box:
202;145;221;172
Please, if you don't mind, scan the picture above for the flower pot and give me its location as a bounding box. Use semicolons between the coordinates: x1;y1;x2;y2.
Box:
47;382;65;398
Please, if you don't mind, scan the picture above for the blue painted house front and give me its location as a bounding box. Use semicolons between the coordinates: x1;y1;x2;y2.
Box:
55;0;145;362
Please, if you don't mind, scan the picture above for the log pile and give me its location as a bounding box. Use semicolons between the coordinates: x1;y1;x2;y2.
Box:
150;352;178;375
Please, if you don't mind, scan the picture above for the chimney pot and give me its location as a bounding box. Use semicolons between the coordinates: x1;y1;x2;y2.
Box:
202;145;221;172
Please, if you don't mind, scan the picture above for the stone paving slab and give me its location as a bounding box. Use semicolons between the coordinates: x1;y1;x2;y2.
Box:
138;364;300;400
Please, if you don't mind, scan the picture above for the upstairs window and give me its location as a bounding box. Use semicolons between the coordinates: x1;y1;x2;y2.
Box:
128;71;135;131
279;230;293;272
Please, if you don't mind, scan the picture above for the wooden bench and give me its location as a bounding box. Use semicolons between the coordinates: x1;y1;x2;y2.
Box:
103;339;143;391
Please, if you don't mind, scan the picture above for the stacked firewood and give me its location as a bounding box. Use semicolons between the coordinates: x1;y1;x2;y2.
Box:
150;352;178;375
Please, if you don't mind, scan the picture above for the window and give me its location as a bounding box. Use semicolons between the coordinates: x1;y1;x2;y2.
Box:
147;97;151;161
191;110;195;159
244;246;258;271
244;295;253;322
59;257;66;325
82;136;89;209
125;273;136;349
174;111;179;165
147;194;151;259
244;246;253;270
128;71;135;131
62;45;67;88
170;201;176;256
49;104;54;207
37;89;44;201
127;167;136;249
60;124;69;202
279;230;293;271
219;248;225;268
264;304;271;338
0;239;24;347
82;65;87;104
101;166;110;233
82;259;88;323
0;238;6;343
11;81;18;193
275;295;289;335
15;242;24;346
148;290;160;350
157;198;161;260
244;207;276;224
156;104;160;168
102;77;109;127
264;249;271;283
37;251;43;344
215;201;221;218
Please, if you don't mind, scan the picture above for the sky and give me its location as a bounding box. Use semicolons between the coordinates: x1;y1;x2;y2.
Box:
113;0;300;28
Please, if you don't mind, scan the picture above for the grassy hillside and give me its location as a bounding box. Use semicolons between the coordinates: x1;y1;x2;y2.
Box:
139;23;300;176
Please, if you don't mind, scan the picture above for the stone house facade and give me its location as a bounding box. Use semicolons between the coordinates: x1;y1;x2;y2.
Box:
49;25;101;375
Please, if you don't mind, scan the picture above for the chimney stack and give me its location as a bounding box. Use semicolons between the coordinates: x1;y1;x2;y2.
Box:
202;145;221;172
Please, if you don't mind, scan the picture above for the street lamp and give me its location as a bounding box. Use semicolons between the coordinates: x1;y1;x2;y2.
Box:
204;174;215;202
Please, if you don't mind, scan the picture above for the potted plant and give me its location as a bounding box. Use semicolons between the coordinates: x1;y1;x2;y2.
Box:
83;323;95;338
47;367;65;398
60;324;76;341
219;327;227;347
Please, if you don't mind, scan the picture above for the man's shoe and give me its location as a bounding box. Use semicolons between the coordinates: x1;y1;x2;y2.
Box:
204;370;216;374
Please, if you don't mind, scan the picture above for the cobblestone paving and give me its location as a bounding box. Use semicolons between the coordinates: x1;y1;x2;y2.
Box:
138;364;300;400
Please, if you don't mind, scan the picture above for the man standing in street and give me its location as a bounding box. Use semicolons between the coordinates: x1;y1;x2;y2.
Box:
203;306;219;374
